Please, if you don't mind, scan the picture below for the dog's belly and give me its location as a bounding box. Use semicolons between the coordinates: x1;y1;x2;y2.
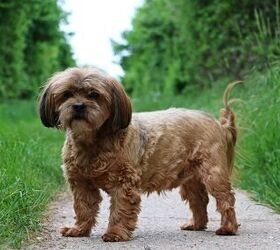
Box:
141;154;193;193
140;176;187;194
141;165;192;193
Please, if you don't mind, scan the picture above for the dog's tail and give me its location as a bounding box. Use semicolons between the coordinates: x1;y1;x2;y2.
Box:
219;81;242;173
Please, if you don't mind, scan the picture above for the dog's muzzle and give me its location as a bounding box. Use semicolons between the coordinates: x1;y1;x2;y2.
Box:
72;103;86;119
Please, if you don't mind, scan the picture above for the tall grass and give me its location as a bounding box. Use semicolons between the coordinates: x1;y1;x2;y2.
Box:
237;3;280;211
0;100;64;248
236;65;280;212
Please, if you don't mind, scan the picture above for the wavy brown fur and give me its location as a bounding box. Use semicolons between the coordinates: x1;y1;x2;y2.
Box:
39;68;241;241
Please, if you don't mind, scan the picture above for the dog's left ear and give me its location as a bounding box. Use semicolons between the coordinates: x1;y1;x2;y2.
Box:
107;78;132;131
38;82;59;128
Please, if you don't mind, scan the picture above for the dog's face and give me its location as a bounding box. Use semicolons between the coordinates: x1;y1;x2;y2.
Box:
39;68;132;133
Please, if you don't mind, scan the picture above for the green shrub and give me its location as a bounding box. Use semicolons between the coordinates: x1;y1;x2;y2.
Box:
113;0;280;95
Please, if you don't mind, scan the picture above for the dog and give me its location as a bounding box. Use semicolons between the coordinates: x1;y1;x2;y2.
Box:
39;67;240;242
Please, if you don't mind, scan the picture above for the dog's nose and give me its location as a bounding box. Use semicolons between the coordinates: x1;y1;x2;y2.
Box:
72;103;86;112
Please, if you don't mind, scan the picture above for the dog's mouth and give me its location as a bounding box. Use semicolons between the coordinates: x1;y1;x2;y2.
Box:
69;112;91;129
72;112;86;120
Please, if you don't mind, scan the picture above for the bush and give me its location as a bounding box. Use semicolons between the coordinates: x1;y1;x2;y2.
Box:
113;0;280;95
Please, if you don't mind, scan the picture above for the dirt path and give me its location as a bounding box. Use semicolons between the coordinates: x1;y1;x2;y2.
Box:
26;190;280;250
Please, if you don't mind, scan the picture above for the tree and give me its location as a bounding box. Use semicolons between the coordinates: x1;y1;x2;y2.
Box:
0;0;75;99
113;0;280;95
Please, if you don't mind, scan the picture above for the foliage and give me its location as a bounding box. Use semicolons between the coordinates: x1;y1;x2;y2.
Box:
113;0;280;95
0;100;64;248
0;0;75;99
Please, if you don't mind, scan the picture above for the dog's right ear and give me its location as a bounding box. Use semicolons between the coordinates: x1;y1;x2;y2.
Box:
38;82;59;128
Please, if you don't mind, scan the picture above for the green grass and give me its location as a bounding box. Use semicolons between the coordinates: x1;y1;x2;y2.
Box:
236;65;280;212
0;100;64;248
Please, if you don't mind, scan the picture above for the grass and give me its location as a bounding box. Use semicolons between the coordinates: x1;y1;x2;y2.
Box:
0;100;64;248
236;65;280;212
0;65;279;248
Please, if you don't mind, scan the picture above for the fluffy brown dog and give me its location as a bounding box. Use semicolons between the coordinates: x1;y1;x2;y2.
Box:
39;67;240;242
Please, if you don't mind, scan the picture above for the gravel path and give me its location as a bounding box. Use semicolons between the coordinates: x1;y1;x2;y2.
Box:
26;189;280;250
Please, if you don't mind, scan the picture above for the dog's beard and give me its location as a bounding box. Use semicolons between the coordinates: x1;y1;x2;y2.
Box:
59;105;109;134
70;120;93;142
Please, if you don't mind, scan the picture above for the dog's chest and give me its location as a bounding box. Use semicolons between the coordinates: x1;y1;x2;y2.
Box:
65;148;125;189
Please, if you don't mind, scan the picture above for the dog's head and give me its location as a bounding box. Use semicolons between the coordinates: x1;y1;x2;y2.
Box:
39;68;132;133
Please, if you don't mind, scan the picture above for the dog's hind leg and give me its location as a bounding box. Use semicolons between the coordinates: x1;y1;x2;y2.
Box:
180;177;209;231
199;164;238;235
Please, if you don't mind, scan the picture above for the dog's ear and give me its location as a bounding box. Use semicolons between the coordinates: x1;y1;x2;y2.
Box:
38;81;59;128
107;78;132;131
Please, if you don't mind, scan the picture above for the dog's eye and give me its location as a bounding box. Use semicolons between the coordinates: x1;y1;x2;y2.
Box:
63;91;73;99
88;92;100;99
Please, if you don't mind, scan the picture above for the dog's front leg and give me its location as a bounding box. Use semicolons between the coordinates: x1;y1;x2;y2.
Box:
60;178;102;237
102;185;141;242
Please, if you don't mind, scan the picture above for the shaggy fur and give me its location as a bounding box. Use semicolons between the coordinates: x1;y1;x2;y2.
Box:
39;68;241;242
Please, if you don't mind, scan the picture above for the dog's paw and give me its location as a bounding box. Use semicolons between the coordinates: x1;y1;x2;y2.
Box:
215;225;238;235
102;232;129;242
180;223;207;231
60;226;90;237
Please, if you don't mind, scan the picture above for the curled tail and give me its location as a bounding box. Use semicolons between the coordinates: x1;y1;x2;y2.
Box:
219;81;242;172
